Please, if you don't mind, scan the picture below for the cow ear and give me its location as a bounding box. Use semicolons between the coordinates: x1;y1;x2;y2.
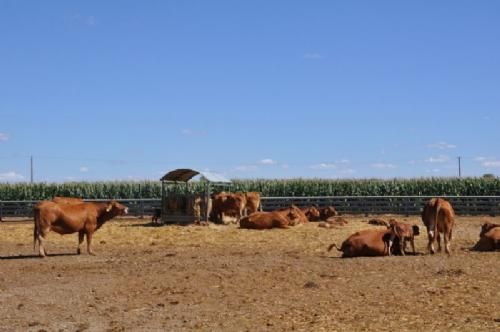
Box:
106;203;113;212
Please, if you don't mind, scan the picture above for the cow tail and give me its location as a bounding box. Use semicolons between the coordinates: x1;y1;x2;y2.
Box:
433;202;441;241
327;243;341;252
33;207;40;251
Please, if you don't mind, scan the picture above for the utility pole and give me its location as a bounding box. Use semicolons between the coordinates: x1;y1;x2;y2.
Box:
457;156;462;178
30;155;34;184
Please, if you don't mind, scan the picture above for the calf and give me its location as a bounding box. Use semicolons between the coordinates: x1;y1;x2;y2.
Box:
387;220;420;256
151;208;162;225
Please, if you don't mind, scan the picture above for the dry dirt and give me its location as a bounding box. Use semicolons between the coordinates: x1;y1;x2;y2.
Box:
1;215;499;332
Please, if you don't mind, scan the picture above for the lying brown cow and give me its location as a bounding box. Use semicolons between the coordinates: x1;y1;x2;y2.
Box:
421;198;455;255
328;228;399;258
320;206;338;220
275;205;309;225
34;200;128;257
387;220;420;256
300;205;321;221
239;211;291;230
472;221;500;251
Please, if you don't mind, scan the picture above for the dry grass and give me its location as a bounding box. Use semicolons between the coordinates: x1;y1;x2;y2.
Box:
1;215;499;331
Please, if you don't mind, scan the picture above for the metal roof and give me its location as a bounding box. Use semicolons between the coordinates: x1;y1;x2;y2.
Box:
160;168;231;183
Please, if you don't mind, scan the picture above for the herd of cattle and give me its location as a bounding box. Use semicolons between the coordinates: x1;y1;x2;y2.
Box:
27;194;500;258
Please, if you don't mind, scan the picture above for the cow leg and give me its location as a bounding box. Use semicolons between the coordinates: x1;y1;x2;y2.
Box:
38;227;50;257
410;238;416;255
400;238;406;256
77;231;85;255
427;231;435;254
444;230;451;255
436;233;442;253
86;232;96;256
387;233;396;256
38;234;47;257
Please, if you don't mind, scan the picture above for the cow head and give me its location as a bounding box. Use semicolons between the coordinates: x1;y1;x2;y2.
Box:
106;200;129;216
286;207;301;226
306;206;321;221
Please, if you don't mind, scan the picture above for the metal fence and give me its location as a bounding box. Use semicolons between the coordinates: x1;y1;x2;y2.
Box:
1;196;500;220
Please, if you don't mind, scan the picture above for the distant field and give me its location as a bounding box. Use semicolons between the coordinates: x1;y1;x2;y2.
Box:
0;215;499;331
1;177;500;200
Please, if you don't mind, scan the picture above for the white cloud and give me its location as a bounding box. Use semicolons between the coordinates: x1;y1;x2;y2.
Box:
0;133;9;141
260;159;277;165
339;159;350;164
371;163;397;169
310;163;336;170
304;53;325;60
80;166;89;172
0;171;24;182
482;161;500;168
427;142;457;150
425;155;449;163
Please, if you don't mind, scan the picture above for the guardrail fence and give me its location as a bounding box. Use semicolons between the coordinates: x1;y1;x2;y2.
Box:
1;196;499;220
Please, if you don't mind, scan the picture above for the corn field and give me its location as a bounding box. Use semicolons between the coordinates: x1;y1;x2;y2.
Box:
0;178;499;200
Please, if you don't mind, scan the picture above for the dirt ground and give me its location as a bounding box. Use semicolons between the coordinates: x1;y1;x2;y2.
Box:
1;214;499;332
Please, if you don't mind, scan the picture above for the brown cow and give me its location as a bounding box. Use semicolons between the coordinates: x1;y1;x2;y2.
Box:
33;200;128;257
320;206;338;220
421;198;455;255
210;192;246;224
479;221;500;237
387;220;420;256
472;222;500;251
275;205;309;225
301;205;321;221
51;197;84;204
327;228;399;258
244;192;262;215
239;211;291;230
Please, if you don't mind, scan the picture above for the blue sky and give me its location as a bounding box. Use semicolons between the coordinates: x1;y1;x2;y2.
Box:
1;1;499;182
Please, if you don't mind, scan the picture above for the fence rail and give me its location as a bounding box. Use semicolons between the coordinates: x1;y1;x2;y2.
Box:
1;196;500;220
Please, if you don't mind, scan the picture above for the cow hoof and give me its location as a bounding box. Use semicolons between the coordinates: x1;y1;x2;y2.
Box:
77;249;81;255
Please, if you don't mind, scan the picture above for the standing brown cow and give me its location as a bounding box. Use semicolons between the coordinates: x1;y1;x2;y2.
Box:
34;200;128;257
244;192;262;215
421;198;455;255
